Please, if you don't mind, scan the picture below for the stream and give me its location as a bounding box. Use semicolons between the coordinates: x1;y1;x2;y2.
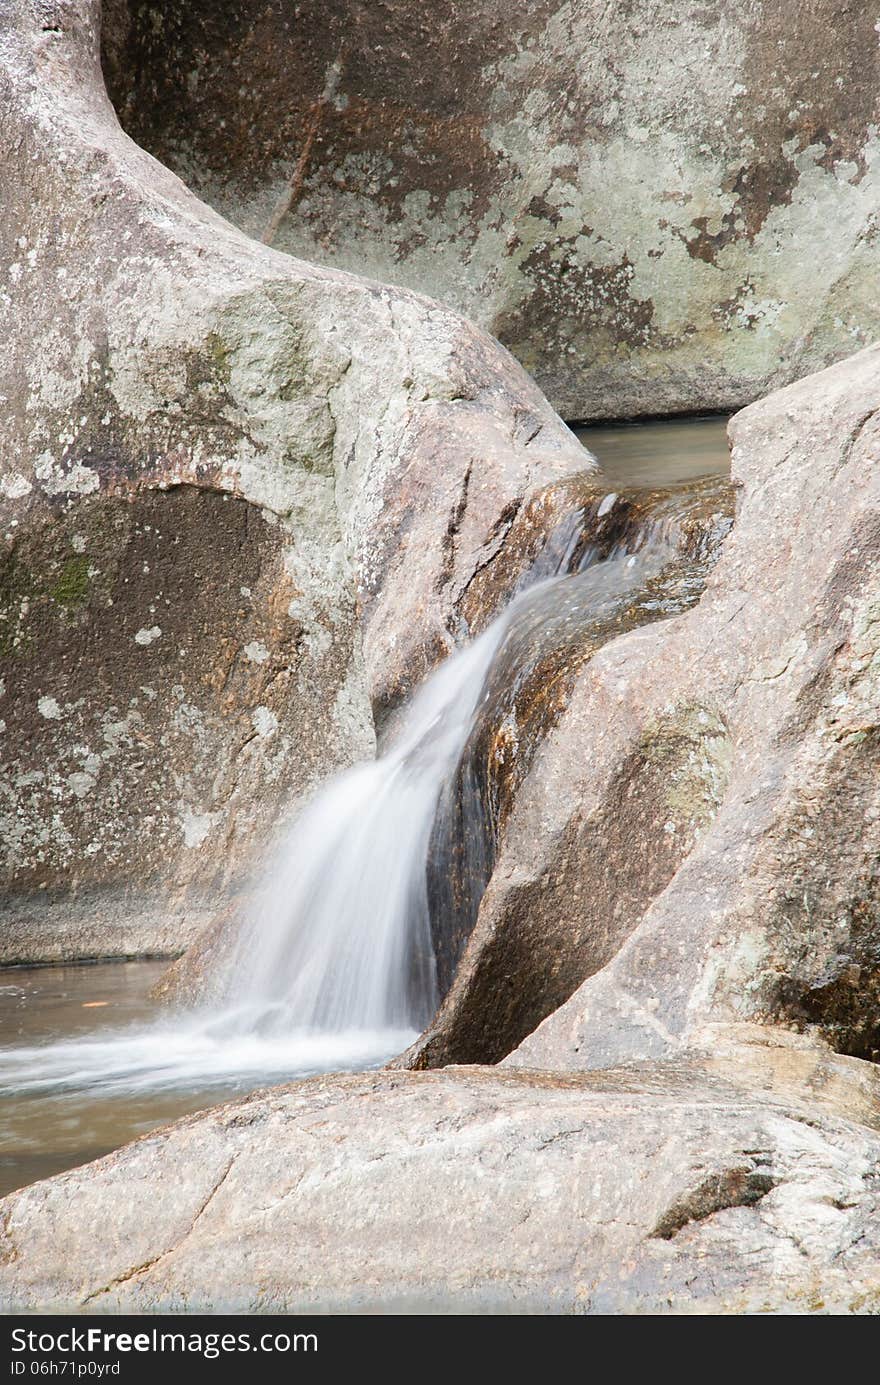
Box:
0;416;731;1198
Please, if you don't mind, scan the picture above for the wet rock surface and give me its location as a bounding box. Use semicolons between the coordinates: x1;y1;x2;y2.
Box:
0;0;586;961
425;476;733;1010
2;1032;880;1313
495;344;880;1073
101;0;880;418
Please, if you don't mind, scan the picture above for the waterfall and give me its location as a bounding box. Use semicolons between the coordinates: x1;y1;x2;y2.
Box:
212;500;683;1043
218;613;515;1040
0;490;689;1098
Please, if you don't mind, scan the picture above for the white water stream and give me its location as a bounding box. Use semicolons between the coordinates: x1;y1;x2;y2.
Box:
0;534;679;1104
0;625;506;1100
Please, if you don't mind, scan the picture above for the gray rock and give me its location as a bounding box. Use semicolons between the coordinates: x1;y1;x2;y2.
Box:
418;475;734;1042
102;0;880;418
0;0;587;961
490;344;880;1072
2;1030;880;1313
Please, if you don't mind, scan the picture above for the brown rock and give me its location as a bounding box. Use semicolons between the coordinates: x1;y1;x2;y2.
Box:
423;475;734;1013
493;344;880;1073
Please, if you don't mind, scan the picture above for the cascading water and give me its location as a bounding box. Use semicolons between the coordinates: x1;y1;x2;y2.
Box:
215;507;684;1045
217;611;517;1041
0;427;735;1203
0;507;683;1107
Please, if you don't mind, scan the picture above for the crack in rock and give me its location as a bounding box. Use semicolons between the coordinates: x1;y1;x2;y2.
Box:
80;1154;237;1304
651;1158;776;1240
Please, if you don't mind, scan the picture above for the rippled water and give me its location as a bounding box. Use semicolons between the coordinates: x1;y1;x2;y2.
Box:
0;416;731;1197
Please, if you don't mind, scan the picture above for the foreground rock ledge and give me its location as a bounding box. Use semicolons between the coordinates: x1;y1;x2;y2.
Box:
2;1030;880;1314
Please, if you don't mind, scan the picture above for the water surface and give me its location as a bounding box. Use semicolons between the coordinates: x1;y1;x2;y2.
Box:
0;961;410;1195
574;415;729;488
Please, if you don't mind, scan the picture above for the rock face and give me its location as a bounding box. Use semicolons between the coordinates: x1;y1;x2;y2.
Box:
101;0;880;418
2;1031;880;1313
414;343;880;1074
424;475;734;1009
0;0;588;962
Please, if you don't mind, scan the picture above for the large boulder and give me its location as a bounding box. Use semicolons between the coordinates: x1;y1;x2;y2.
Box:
407;344;880;1072
2;1030;880;1313
0;0;587;962
101;0;880;418
423;475;734;1014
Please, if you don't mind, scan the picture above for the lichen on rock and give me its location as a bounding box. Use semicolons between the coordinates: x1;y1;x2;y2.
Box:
100;0;880;419
0;0;589;962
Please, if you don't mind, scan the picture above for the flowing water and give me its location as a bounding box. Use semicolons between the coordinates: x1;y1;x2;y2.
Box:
0;416;731;1196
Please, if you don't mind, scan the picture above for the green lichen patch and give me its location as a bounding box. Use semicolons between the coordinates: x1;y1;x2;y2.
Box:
183;335;235;400
204;330;231;382
50;555;91;610
0;550;36;656
638;704;733;831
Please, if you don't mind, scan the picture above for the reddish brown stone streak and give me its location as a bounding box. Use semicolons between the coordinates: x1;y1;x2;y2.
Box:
261;66;342;246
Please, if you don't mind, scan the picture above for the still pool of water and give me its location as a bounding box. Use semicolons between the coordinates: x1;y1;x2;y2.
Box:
1;961;187;1193
574;414;729;488
0;416;732;1199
